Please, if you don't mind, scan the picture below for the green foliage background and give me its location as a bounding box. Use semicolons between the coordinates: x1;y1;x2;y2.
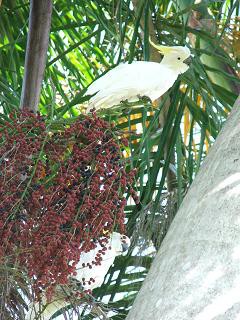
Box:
0;0;239;319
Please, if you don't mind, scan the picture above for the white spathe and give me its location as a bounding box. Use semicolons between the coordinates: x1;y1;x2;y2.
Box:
26;232;130;320
75;232;130;290
86;45;191;111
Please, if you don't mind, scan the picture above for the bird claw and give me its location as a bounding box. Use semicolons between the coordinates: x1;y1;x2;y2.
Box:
137;95;152;104
120;99;131;106
120;100;132;113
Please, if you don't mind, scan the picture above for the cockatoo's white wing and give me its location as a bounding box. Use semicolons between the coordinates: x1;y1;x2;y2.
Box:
86;63;127;96
26;233;130;320
86;62;177;110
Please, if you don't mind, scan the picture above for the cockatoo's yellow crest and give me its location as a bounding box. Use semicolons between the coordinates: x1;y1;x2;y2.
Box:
149;38;173;54
149;37;191;57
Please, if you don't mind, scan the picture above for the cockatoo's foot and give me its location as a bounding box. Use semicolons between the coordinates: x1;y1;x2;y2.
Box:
119;100;132;113
120;99;131;106
137;95;152;104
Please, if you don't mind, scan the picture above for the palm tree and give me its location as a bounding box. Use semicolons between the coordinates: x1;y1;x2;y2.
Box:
0;0;239;319
127;94;240;320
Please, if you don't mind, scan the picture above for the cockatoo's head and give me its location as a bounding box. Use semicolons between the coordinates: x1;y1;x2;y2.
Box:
149;39;192;74
110;232;130;256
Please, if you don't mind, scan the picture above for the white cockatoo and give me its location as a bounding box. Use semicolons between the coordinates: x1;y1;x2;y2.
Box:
85;41;191;111
26;232;130;320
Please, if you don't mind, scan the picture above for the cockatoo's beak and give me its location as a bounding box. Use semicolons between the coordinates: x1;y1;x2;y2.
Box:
120;234;130;254
121;242;129;252
183;56;192;66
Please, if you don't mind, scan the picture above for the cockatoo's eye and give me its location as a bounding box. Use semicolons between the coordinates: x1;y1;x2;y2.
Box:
177;57;181;60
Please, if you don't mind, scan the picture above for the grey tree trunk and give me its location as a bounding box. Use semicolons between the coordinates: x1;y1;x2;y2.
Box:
20;0;52;112
127;95;240;320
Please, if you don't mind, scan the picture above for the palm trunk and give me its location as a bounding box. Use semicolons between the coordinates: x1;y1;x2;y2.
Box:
126;95;240;319
20;0;52;112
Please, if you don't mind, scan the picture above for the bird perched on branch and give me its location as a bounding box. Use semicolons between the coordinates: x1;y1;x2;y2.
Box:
26;232;130;320
85;40;191;112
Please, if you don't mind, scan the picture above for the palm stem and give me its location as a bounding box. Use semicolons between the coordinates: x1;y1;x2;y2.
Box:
20;0;52;112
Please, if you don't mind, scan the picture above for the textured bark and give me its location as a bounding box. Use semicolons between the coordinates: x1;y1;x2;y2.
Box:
20;0;52;112
127;95;240;319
